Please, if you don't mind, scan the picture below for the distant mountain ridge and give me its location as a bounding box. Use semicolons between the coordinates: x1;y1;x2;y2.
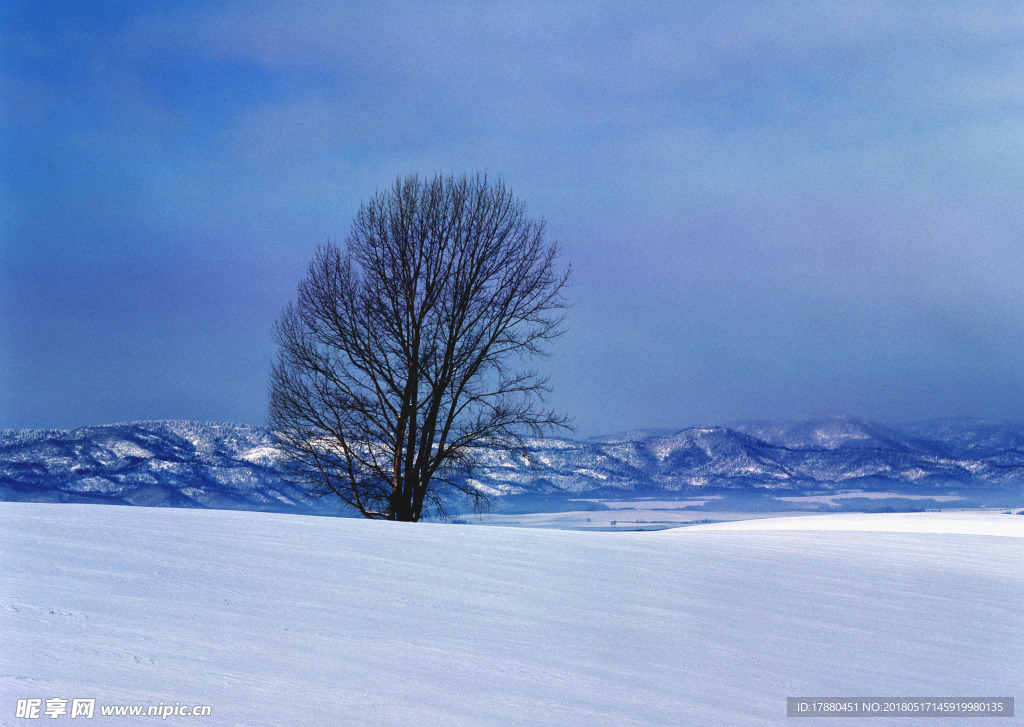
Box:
0;421;338;515
479;417;1024;496
2;417;1022;514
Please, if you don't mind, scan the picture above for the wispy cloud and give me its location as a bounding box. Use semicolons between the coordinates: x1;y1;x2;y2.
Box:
3;1;1024;430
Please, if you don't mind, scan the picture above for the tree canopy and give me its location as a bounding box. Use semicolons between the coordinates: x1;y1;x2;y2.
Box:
269;174;570;521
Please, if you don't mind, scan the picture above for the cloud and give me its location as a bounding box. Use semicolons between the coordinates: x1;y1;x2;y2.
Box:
5;1;1024;430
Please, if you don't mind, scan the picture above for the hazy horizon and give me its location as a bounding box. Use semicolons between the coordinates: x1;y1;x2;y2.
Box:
6;413;1024;440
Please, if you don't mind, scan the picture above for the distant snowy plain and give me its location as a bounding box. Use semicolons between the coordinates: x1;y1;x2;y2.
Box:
2;504;1021;726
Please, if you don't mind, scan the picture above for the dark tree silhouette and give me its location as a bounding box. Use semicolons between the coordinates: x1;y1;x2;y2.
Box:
269;174;570;521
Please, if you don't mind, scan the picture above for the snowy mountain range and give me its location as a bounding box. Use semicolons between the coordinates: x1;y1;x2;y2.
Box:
2;417;1022;515
0;421;334;514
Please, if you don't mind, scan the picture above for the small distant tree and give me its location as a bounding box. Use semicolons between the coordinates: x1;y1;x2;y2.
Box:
269;174;570;521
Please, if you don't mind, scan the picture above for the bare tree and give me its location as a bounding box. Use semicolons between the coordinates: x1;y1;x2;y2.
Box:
269;174;570;521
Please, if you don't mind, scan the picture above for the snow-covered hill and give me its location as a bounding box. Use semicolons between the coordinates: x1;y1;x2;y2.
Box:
0;421;339;515
2;417;1023;514
2;503;1020;726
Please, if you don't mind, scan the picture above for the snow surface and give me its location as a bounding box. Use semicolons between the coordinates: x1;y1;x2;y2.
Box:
687;510;1024;538
1;504;1021;726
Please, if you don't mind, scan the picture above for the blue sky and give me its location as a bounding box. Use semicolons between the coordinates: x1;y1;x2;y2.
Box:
2;1;1023;435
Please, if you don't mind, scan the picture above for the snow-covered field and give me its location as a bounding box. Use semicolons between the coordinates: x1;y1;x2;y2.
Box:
2;504;1021;726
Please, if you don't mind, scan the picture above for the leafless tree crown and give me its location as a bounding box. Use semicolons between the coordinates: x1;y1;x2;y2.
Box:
269;174;570;521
